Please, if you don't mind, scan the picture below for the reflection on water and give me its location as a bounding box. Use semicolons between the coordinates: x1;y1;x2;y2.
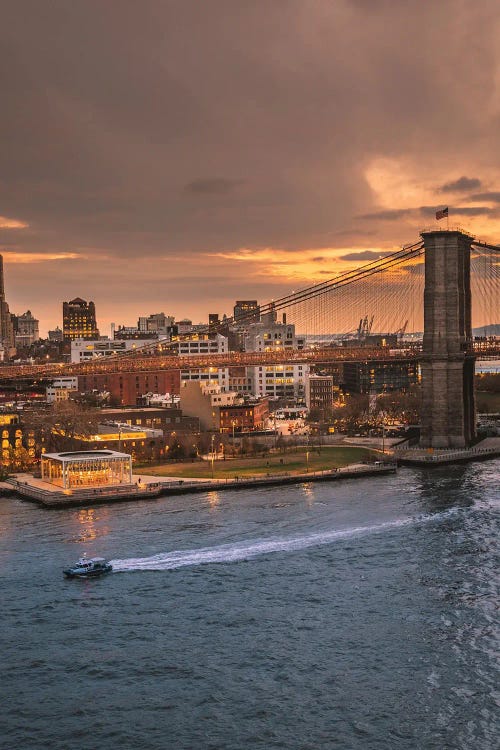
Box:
69;507;110;543
0;463;498;750
205;490;221;511
300;482;315;506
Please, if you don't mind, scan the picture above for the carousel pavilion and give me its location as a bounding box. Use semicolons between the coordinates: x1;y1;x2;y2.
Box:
41;450;133;489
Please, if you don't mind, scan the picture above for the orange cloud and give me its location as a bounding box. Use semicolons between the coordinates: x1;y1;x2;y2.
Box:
2;252;83;263
0;216;29;229
207;245;402;283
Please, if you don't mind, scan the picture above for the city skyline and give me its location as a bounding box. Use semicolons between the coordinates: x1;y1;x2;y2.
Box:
1;1;500;335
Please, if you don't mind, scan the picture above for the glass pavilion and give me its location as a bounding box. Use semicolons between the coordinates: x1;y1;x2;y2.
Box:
41;450;133;489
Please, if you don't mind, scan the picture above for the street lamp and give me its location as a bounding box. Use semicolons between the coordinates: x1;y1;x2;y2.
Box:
211;434;215;479
306;450;310;473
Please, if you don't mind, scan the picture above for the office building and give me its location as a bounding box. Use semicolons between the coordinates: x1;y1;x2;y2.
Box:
63;298;99;340
0;255;14;353
48;326;64;342
77;370;180;406
234;300;260;324
243;311;305;353
71;337;154;363
12;310;40;348
305;375;336;415
138;312;176;336
250;363;308;401
342;359;419;394
219;398;270;433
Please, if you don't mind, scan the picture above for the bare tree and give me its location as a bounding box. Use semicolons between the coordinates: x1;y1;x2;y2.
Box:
22;402;100;455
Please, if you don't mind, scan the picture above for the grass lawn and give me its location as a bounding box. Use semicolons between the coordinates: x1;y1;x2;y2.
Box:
135;446;376;480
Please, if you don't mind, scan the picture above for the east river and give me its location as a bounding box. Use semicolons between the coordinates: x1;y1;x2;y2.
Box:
1;463;498;750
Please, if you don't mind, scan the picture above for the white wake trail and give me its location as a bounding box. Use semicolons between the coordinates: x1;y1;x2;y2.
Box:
110;509;458;573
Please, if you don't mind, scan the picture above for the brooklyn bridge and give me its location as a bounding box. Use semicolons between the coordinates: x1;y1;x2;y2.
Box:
1;228;499;447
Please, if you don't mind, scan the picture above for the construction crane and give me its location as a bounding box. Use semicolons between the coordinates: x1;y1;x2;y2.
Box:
396;320;409;339
356;315;375;339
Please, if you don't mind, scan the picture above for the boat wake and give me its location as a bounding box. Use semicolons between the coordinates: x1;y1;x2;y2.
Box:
110;509;459;573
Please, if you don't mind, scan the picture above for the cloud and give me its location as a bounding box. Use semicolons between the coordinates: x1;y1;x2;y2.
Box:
438;176;482;193
0;216;28;229
3;252;83;263
358;209;413;221
339;250;393;261
184;178;244;195
469;192;500;203
0;1;499;333
419;205;494;217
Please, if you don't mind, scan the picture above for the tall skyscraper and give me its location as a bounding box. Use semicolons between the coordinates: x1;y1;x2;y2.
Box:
62;297;99;340
0;255;14;352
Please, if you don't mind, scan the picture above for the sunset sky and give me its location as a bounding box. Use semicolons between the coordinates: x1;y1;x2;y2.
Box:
1;0;499;335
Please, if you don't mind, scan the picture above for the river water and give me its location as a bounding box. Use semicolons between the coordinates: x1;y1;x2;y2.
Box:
1;463;498;749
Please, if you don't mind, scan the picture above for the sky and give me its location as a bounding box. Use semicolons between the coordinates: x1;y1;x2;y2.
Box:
1;0;499;336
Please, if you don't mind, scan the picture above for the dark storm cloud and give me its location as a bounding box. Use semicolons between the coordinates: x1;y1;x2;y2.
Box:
438;176;482;193
0;0;499;330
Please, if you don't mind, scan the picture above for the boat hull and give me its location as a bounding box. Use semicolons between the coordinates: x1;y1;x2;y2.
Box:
63;564;113;579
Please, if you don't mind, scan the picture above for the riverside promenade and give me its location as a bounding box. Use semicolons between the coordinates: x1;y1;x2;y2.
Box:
3;462;396;509
394;437;500;466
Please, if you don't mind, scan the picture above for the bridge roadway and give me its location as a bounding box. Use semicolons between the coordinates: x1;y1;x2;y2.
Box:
0;342;497;384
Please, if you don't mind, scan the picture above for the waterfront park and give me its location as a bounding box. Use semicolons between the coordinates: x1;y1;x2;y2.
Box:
134;445;378;481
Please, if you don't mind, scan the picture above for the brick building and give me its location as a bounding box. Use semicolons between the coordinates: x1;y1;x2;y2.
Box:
219;398;269;433
78;370;181;406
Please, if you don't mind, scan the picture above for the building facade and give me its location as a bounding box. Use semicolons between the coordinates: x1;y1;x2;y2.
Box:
48;326;64;342
243;311;304;353
0;255;14;354
219;398;270;433
41;450;132;489
46;376;79;404
78;370;181;406
234;300;260;324
71;337;154;363
13;310;40;348
180;382;240;431
305;375;336;412
63;298;99;341
138;312;176;336
342;359;419;394
250;363;308;401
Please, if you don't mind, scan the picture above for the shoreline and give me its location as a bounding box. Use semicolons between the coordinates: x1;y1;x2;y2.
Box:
3;463;396;509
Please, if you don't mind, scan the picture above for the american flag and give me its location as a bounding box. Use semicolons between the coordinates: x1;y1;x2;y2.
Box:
436;207;449;220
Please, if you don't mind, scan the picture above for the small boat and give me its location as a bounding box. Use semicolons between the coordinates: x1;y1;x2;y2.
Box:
63;556;113;579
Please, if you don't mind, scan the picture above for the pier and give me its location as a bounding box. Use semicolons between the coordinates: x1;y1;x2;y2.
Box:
4;462;396;509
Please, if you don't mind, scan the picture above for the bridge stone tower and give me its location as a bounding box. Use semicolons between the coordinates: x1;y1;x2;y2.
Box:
420;230;476;448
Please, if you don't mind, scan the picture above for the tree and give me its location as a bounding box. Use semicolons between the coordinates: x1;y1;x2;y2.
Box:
22;402;100;455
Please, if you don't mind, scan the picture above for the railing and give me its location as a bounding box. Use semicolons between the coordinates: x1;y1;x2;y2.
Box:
394;446;499;461
6;462;396;503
